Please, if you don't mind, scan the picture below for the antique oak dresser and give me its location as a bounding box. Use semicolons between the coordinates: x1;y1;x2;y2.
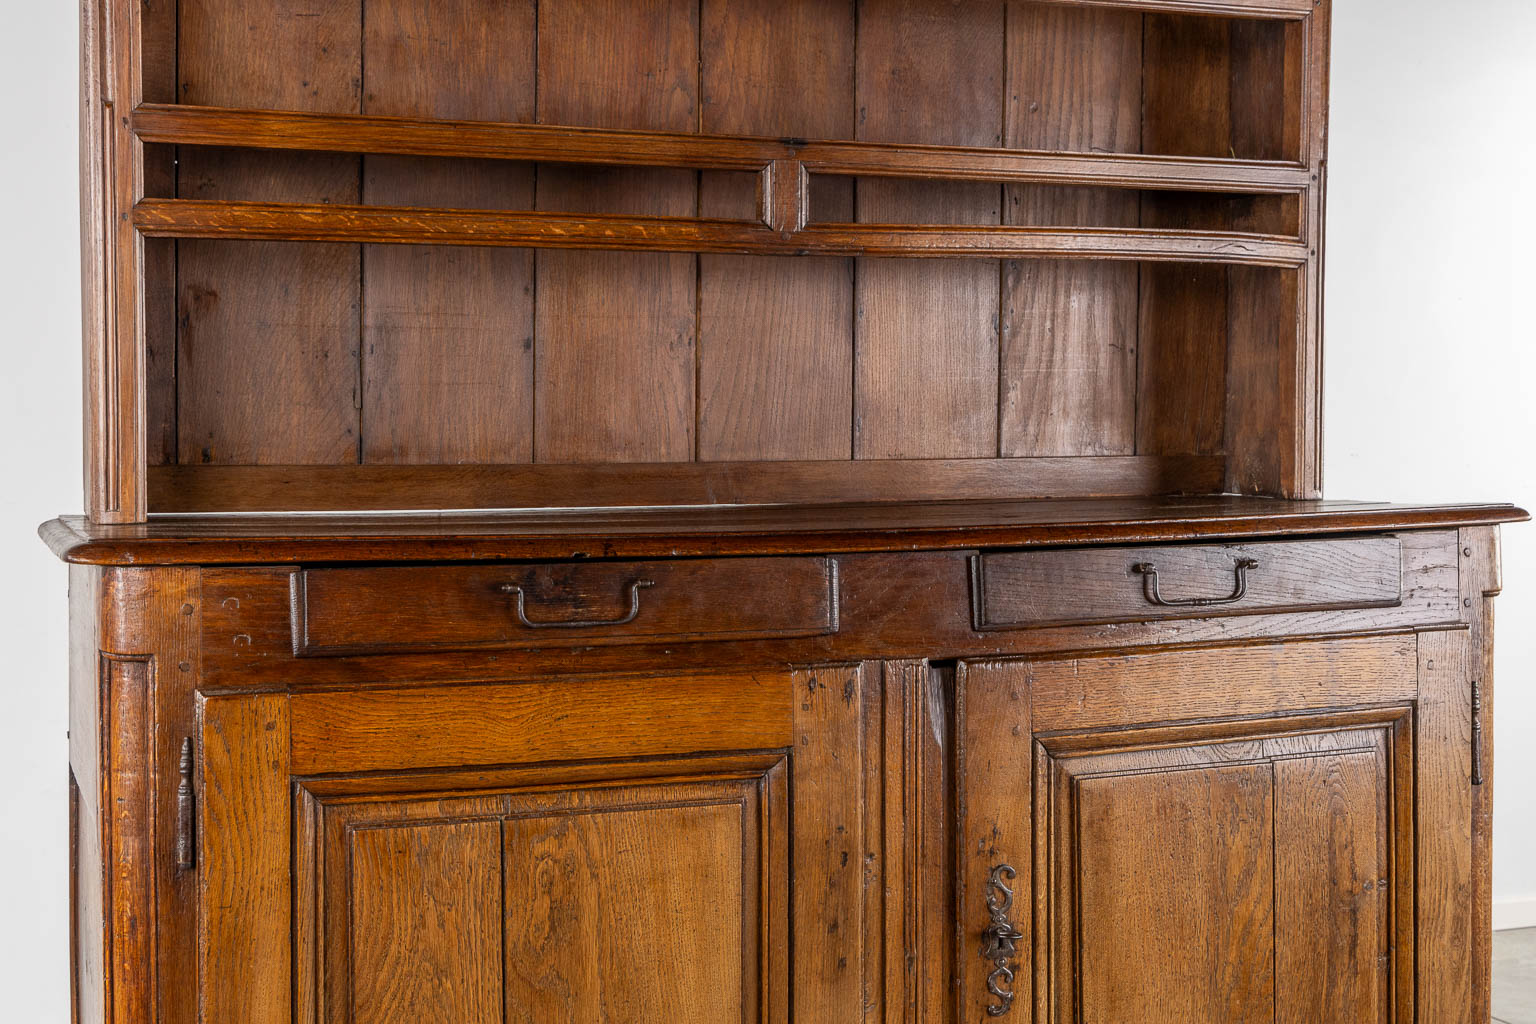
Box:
44;1;1528;1022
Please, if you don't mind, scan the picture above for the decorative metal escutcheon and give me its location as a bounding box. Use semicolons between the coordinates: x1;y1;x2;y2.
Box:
982;864;1024;1017
1132;556;1260;608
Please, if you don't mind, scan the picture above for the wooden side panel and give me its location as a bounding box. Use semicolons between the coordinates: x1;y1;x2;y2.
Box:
176;0;362;464
199;694;291;1024
698;0;855;461
1074;764;1276;1023
101;655;155;1024
350;822;503;1024
1417;629;1476;1024
854;0;1002;459
1001;5;1140;457
1463;526;1501;1024
360;0;536;464
534;0;698;463
1274;752;1390;1023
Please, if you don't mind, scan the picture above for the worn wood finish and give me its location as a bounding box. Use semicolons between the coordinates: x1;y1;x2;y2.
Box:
56;5;1522;1024
853;0;1003;459
1002;5;1141;458
175;0;362;466
971;535;1403;628
133;104;1313;191
197;693;290;1024
44;499;1525;566
359;0;537;465
289;670;794;775
294;557;839;654
141;454;1224;514
534;0;698;465
698;0;855;461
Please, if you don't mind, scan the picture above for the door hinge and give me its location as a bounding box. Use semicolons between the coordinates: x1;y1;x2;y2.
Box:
175;737;196;870
1471;679;1485;787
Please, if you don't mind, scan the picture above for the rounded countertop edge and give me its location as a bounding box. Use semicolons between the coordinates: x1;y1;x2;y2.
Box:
37;501;1532;567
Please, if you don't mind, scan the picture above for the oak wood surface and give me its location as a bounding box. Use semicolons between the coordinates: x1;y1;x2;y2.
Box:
42;499;1528;565
972;535;1403;628
295;557;839;654
359;0;537;466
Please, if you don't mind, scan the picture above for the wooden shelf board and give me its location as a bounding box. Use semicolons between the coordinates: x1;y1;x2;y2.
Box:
141;457;1226;514
131;104;1311;195
132;199;1310;267
41;497;1530;566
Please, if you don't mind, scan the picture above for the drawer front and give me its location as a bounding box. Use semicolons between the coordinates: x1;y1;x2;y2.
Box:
971;537;1402;630
296;557;839;655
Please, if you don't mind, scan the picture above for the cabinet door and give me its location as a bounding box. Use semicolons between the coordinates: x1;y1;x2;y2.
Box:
194;668;804;1024
958;633;1472;1024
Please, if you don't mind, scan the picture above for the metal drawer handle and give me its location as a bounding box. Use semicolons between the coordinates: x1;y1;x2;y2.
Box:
1131;557;1259;608
981;864;1024;1017
497;579;654;629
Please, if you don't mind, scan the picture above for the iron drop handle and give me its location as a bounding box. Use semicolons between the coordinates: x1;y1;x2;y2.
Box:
497;578;654;629
1131;557;1260;608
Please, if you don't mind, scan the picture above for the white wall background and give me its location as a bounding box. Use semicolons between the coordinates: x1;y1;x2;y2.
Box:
1325;0;1536;930
0;1;1530;1019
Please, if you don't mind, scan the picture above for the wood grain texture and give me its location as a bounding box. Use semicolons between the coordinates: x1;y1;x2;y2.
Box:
1074;763;1276;1023
176;0;362;464
1463;526;1502;1024
350;821;503;1024
360;0;536;464
854;0;1003;459
790;665;873;1024
48;498;1522;566
501;783;762;1024
1029;634;1418;731
698;0;856;461
1274;751;1390;1023
199;693;290;1024
1002;4;1141;457
973;536;1402;628
955;660;1034;1022
290;670;794;775
133;103;1315;193
295;557;838;654
1416;628;1476;1023
535;0;698;464
142;455;1224;513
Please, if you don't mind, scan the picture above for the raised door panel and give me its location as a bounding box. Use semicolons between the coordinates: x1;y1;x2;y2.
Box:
960;647;1416;1024
297;761;787;1024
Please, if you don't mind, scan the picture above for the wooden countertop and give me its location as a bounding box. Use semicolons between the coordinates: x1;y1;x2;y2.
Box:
39;496;1529;566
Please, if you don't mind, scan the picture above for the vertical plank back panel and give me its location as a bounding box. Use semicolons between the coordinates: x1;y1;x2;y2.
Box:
535;0;699;463
360;0;537;464
854;0;1003;459
698;0;856;461
1002;5;1141;456
1137;14;1234;458
176;0;363;464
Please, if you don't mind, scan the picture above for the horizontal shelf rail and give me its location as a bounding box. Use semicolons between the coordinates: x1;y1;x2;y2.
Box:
131;104;1312;196
1026;0;1313;17
132;199;1311;267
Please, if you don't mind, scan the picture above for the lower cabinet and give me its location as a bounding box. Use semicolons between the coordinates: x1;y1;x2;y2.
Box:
175;632;1480;1024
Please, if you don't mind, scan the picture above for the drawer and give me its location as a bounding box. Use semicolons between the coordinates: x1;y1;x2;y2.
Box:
970;537;1402;630
295;557;839;655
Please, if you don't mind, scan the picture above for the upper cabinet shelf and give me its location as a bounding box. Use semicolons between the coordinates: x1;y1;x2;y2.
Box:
132;104;1311;195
